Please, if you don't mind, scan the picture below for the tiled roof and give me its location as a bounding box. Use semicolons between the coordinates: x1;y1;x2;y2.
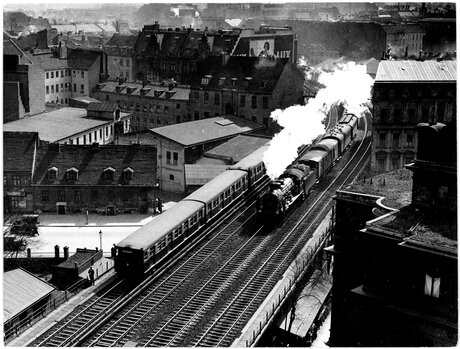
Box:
375;60;457;82
185;164;229;185
33;144;157;186
150;115;263;146
99;81;190;100
105;33;138;47
3;131;38;173
2;108;109;142
56;249;98;269
67;49;101;70
4;268;55;321
198;134;270;164
193;56;290;93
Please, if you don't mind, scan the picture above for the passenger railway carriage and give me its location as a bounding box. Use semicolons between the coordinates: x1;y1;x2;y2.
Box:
115;114;359;280
115;145;269;280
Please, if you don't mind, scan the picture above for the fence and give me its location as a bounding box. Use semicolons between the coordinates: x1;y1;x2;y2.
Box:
4;277;89;343
244;220;334;347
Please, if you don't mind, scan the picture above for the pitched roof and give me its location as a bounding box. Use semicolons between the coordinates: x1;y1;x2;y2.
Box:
98;81;190;101
193;56;290;93
198;134;270;165
4;268;55;321
185;164;229;185
3;131;38;173
375;60;457;82
33;144;157;186
105;33;138;47
150;116;263;146
67;49;100;70
2;108;109;142
28;52;69;70
382;24;424;34
87;101;118;112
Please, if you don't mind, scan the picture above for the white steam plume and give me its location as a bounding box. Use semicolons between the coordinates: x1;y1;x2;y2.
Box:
263;62;374;179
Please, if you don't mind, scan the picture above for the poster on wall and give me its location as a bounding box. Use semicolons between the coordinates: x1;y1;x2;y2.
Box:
249;39;275;57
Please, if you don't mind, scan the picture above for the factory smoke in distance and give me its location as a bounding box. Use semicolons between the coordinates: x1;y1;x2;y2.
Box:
263;62;374;179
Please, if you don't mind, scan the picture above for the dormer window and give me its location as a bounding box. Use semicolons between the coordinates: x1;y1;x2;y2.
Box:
47;167;58;180
123;167;133;182
218;77;226;85
231;77;237;86
66;167;79;181
242;77;252;88
103;167;115;181
140;88;151;96
201;75;212;85
154;90;164;98
260;80;267;88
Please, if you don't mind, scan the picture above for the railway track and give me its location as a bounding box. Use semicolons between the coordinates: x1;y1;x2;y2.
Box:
28;110;363;347
30;280;130;347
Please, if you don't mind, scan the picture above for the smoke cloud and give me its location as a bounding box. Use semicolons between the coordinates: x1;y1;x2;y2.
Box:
263;62;374;179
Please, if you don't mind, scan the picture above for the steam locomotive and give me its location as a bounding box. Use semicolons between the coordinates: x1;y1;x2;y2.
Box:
259;113;358;220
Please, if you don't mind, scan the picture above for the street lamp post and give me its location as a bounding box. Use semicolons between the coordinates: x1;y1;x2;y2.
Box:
99;230;103;251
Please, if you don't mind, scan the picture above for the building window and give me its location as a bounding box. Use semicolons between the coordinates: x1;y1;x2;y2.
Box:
58;190;65;202
379;133;386;148
376;153;386;172
394;108;402;123
380;109;388;123
204;92;209;104
80;85;84;94
166;151;171;164
42;190;49;202
73;84;77;92
99;129;103;138
91;190;98;202
123;168;133;181
126;60;130;67
173;152;178;165
61;70;64;77
251;95;257;109
103;168;115;181
424;274;440;298
46;72;49;79
193;91;199;101
214;93;220;105
392;133;400;148
106;127;109;136
169;174;175;180
46;86;49;94
406;134;413;147
51;71;54;78
12;175;21;186
135;103;140;112
194;111;199;120
408;108;416;123
74;191;81;203
51;85;54;93
73;70;76;77
164;105;169;112
143;104;147;112
56;84;59;93
176;103;180;109
262;96;268;109
391;153;400;170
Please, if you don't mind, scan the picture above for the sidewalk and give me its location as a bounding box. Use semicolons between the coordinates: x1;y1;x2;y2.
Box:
38;191;184;227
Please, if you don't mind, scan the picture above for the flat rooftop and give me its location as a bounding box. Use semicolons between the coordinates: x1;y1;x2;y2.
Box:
3;108;111;142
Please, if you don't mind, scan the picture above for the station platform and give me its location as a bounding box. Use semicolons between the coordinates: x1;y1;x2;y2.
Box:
7;266;116;347
233;210;333;347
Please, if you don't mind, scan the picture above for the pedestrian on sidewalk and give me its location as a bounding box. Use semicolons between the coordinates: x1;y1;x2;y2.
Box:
88;266;95;285
157;197;163;214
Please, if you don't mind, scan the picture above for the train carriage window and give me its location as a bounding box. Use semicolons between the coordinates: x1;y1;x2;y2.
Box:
182;221;188;233
207;203;212;211
173;228;179;239
149;246;155;255
161;238;167;249
156;243;161;253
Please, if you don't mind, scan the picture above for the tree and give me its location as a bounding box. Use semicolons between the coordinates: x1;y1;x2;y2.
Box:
3;213;38;259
